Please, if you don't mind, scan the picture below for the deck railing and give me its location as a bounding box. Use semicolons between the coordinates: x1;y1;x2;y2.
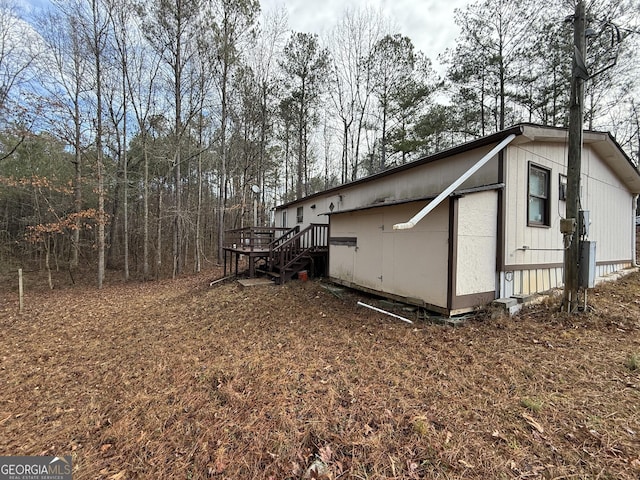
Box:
223;226;291;251
271;223;328;271
223;224;328;282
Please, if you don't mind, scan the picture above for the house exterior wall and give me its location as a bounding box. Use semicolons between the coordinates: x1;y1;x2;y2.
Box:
275;197;331;230
455;190;498;297
274;126;638;311
275;143;501;231
329;201;450;312
501;141;635;297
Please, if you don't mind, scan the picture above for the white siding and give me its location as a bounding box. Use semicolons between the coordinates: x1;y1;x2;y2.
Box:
582;148;634;262
500;140;636;298
503;142;567;267
503;142;634;269
456;191;498;296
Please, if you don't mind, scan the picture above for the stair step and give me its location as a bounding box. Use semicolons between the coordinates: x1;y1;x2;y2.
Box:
284;264;308;272
256;268;281;278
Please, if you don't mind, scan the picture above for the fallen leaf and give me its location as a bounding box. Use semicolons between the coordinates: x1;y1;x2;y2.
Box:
458;459;475;469
492;430;508;442
522;413;544;433
318;445;333;463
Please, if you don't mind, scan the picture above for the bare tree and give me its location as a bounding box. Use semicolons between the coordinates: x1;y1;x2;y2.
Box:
328;7;386;182
280;32;330;199
211;0;259;262
0;0;39;161
39;3;91;270
87;0;110;288
141;0;203;277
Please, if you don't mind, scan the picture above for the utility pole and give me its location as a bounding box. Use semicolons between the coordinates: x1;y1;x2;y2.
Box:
562;0;587;313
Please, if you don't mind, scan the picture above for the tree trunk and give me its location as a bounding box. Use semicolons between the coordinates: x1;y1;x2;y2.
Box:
122;64;129;281
143;144;150;279
380;92;387;172
296;79;306;199
92;0;105;289
156;185;162;279
195;111;203;273
72;88;82;270
217;46;231;263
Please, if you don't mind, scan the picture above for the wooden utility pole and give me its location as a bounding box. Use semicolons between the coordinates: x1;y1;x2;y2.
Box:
562;0;587;312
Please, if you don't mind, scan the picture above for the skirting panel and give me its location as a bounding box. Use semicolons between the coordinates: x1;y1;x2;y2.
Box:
500;261;633;298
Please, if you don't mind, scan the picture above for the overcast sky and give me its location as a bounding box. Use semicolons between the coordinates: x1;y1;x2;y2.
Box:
20;0;471;73
261;0;471;72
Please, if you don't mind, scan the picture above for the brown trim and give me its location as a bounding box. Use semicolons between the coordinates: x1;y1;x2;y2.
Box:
451;291;497;311
322;183;504;216
447;197;458;311
451;183;506;197
329;237;357;246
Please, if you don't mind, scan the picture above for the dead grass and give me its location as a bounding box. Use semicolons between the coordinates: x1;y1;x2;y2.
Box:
1;267;640;479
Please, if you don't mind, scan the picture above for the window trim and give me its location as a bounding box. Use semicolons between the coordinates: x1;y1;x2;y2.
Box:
527;162;551;228
559;174;567;202
296;206;303;224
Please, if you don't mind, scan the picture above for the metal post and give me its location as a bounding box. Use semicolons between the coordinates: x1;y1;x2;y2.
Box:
562;0;586;313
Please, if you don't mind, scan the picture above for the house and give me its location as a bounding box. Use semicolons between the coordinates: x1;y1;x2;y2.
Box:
273;124;640;315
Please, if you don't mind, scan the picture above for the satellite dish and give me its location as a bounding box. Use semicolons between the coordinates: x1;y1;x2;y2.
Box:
251;185;260;194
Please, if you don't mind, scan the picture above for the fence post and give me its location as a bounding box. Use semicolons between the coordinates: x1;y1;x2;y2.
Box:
18;268;24;314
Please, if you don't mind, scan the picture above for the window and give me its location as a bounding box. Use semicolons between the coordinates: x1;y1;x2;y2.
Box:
559;174;567;201
528;163;550;226
296;206;303;224
282;210;287;228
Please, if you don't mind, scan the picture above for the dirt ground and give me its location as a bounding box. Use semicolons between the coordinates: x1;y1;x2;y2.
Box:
1;265;639;479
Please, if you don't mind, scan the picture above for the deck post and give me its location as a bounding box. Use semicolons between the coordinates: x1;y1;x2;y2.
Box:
223;250;227;276
249;255;255;278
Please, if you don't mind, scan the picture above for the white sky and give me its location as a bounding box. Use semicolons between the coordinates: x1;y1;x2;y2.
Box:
21;0;471;71
260;0;471;73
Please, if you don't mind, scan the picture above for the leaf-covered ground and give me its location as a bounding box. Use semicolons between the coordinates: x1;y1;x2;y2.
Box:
1;266;639;479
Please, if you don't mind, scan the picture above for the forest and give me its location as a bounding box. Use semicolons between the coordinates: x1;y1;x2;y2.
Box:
0;0;638;286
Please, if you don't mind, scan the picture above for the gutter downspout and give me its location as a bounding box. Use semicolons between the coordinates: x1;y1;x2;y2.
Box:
633;194;638;267
393;133;517;230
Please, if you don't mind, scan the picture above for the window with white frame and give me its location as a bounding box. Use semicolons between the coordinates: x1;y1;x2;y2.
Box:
296;206;303;224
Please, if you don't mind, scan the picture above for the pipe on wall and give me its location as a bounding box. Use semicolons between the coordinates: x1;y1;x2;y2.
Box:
393;133;517;230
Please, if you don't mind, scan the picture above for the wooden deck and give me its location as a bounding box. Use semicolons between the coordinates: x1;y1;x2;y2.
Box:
222;225;328;282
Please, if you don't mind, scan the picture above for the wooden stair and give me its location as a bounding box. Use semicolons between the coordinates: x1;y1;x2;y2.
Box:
265;224;328;284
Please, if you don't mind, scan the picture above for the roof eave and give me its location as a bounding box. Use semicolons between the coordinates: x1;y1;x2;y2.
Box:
275;125;524;209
